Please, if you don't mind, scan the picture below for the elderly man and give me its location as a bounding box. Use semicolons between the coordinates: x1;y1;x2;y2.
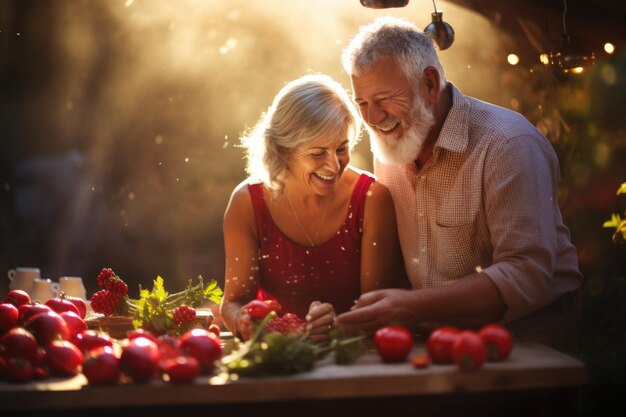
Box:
335;16;583;352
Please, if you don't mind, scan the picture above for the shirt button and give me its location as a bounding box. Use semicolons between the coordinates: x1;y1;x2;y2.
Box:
418;212;424;217
420;248;427;253
420;175;426;180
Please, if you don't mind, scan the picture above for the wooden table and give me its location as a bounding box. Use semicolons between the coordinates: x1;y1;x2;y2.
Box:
0;339;587;417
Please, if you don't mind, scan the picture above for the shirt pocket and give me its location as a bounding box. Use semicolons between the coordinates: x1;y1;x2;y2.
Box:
434;202;481;279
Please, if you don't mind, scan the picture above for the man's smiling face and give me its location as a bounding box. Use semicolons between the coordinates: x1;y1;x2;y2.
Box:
352;56;435;166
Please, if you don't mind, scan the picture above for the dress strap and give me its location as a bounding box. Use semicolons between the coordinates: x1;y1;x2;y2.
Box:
349;173;375;230
247;183;269;243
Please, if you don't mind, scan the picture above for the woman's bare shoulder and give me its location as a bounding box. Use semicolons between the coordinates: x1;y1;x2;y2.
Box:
225;179;257;220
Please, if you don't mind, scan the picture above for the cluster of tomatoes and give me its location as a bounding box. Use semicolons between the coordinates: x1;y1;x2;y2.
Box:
373;323;513;371
0;289;89;382
0;289;223;384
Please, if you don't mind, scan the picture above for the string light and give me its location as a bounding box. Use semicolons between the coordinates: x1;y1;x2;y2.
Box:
604;43;615;54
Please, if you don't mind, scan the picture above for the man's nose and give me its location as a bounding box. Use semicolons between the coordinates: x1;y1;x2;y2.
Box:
364;103;386;126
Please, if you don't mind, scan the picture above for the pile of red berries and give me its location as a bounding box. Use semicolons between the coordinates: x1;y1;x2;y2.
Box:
90;268;129;316
172;305;196;326
243;299;306;335
266;313;306;335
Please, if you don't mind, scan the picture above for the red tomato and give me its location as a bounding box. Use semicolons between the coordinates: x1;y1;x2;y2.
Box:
120;337;160;382
179;328;222;373
2;290;31;308
128;328;159;344
32;346;47;368
451;330;487;371
32;365;49;380
426;326;460;364
83;346;120;385
265;299;282;314
4;357;34;383
0;302;19;332
25;311;70;345
162;355;200;383
156;335;181;365
374;326;414;362
45;297;81;316
60;311;87;340
245;300;272;320
207;324;221;339
64;296;87;319
479;323;513;361
46;340;84;376
73;330;113;353
18;303;52;324
0;327;38;361
411;354;431;369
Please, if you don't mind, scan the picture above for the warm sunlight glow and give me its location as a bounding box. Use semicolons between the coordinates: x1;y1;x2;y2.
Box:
564;67;585;74
507;54;519;66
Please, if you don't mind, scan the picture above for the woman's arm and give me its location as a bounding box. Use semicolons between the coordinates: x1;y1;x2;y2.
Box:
220;182;261;340
360;181;408;293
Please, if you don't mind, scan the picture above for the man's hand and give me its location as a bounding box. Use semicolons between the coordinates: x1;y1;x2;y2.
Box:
335;289;417;333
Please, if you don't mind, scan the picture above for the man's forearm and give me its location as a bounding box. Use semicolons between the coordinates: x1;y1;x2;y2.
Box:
409;272;507;329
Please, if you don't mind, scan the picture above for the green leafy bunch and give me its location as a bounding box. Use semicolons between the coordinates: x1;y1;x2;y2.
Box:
120;275;223;334
603;182;626;244
220;312;365;377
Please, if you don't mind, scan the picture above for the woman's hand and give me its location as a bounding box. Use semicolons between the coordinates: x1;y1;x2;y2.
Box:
235;308;254;341
306;301;336;342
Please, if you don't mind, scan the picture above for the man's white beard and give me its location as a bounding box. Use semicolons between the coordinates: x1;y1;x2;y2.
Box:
367;93;435;166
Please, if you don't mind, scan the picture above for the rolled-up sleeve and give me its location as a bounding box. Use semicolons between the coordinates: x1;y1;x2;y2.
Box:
481;134;563;322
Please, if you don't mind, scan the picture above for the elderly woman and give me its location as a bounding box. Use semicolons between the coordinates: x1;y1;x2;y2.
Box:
220;74;405;341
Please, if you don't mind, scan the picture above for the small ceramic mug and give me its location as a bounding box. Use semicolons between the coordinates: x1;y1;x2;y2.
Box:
30;278;59;303
7;267;41;294
58;276;87;300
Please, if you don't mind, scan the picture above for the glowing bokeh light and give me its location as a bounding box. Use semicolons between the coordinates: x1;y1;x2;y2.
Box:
539;53;549;65
604;43;615;54
507;54;519;65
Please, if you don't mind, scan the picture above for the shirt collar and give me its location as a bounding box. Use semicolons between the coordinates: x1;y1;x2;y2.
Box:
435;82;470;153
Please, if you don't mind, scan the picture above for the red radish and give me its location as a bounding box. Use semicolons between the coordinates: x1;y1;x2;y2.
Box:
25;311;70;345
46;340;84;376
83;346;120;385
45;297;80;316
0;303;19;332
60;311;87;340
0;327;38;361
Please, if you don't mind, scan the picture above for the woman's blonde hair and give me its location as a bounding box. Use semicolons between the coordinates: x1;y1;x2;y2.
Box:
242;74;360;196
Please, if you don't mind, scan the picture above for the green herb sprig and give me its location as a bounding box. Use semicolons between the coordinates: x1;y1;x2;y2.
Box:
114;275;223;334
220;313;365;377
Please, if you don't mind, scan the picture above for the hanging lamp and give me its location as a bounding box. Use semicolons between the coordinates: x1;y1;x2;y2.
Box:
423;0;455;50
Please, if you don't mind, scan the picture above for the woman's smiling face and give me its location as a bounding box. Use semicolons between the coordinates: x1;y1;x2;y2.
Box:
285;132;351;197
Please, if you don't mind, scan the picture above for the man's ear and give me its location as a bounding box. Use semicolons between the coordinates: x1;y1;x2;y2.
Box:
422;66;441;104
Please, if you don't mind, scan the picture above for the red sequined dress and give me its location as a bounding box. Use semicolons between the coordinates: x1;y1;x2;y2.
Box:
248;173;375;318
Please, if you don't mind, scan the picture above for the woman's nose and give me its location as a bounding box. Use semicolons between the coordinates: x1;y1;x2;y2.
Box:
325;152;341;171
